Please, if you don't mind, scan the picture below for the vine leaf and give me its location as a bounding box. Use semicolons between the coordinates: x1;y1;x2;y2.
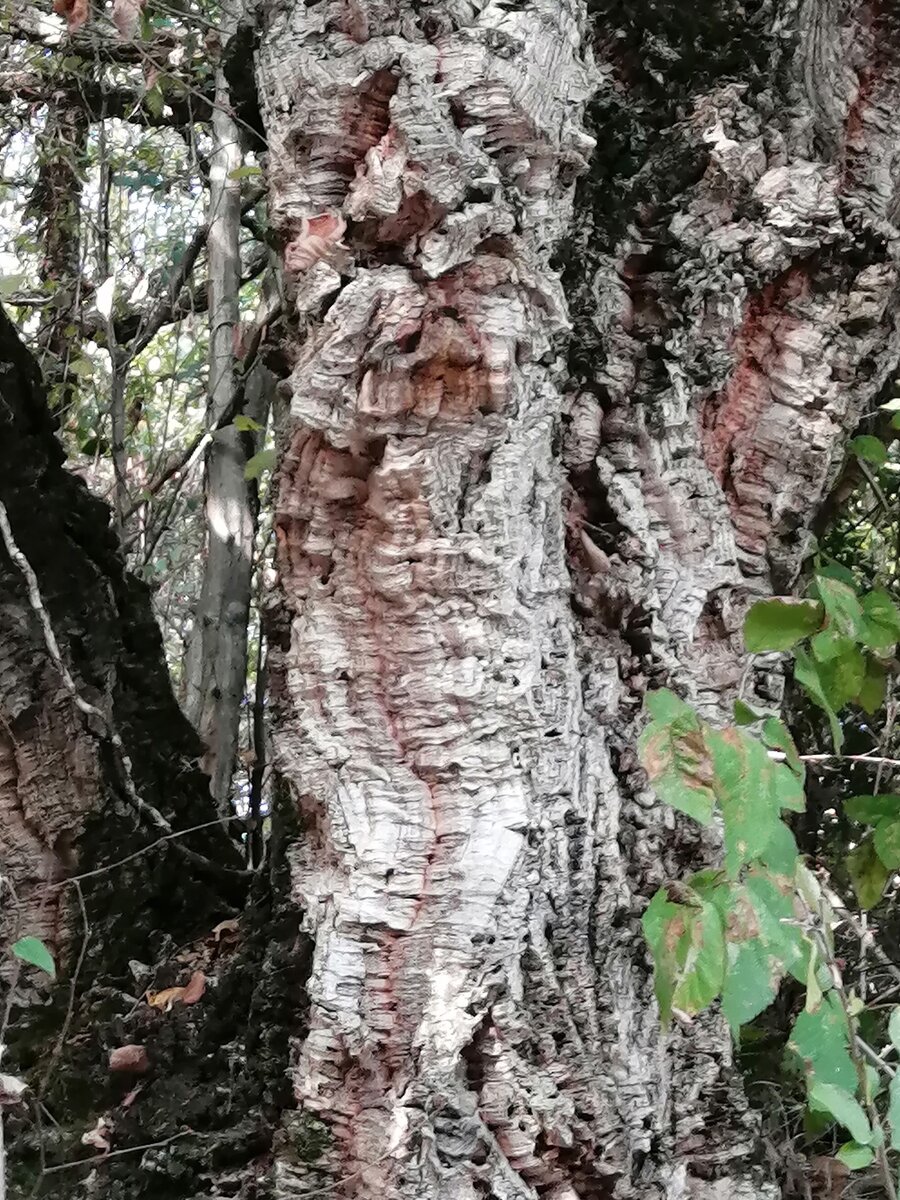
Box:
889;1073;900;1150
642;889;725;1026
849;434;887;466
809;1082;872;1146
860;589;900;649
847;838;889;910
743;598;824;653
639;692;715;825
836;1142;875;1169
11;936;56;979
815;575;864;639
794;648;843;751
788;995;856;1091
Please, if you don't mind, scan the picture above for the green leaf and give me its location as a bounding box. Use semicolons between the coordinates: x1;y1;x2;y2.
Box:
645;689;693;724
67;358;94;379
889;1006;900;1053
849;434;888;465
815;574;864;639
847;838;889;909
743;598;824;653
809;1082;872;1145
860;589;900;650
244;448;276;481
845;795;900;824
0;273;25;299
144;85;164;118
642;889;726;1025
706;728;796;875
761;717;804;779
639;704;715;826
758;822;801;876
789;994;856;1091
722;937;777;1032
233;414;262;433
228;165;263;180
733;699;765;725
836;1142;875;1169
856;656;887;715
794;647;843;751
11;936;56;979
890;1072;900;1150
874;818;900;869
892;411;900;430
744;868;809;982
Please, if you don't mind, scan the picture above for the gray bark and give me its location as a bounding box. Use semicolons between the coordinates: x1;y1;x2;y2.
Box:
254;0;900;1197
183;49;256;813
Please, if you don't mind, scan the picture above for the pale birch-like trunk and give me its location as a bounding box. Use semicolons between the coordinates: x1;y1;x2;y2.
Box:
183;54;256;813
254;1;900;1198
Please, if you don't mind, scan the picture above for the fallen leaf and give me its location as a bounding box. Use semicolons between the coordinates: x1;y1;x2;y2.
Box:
181;970;206;1005
112;0;145;38
82;1116;114;1153
147;985;186;1010
52;0;89;30
0;1072;28;1107
212;919;239;942
120;1084;143;1109
108;1044;149;1074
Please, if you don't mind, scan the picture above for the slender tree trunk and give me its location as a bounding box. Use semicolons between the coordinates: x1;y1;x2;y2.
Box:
254;1;900;1198
184;46;257;814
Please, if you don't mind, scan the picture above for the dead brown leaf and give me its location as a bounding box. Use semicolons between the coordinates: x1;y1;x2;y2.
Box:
147;985;186;1010
52;0;89;30
120;1084;143;1109
181;970;206;1005
108;1044;149;1073
212;918;239;942
81;1116;114;1154
147;969;206;1010
112;0;145;38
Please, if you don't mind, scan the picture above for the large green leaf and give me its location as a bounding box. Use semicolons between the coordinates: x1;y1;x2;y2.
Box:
849;435;887;466
794;647;843;751
874;818;900;869
11;936;56;978
890;1073;900;1150
706;729;788;875
744;869;809;982
860;589;900;650
721;938;777;1032
845;795;900;824
809;1082;872;1145
789;995;856;1091
642;889;726;1025
815;575;864;639
847;838;889;909
743;598;824;653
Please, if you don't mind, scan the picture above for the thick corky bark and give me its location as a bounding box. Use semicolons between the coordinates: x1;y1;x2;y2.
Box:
254;1;900;1198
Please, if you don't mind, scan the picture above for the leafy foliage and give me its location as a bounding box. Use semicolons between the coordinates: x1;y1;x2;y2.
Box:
640;566;900;1176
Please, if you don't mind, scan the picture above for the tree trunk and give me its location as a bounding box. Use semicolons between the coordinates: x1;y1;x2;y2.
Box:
183;45;257;814
0;306;252;1195
254;1;900;1198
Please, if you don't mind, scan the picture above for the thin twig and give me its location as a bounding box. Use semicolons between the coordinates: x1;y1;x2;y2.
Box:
39;1129;196;1174
37;881;89;1098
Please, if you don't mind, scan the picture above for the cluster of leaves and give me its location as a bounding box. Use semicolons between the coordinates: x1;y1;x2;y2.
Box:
641;573;900;1176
